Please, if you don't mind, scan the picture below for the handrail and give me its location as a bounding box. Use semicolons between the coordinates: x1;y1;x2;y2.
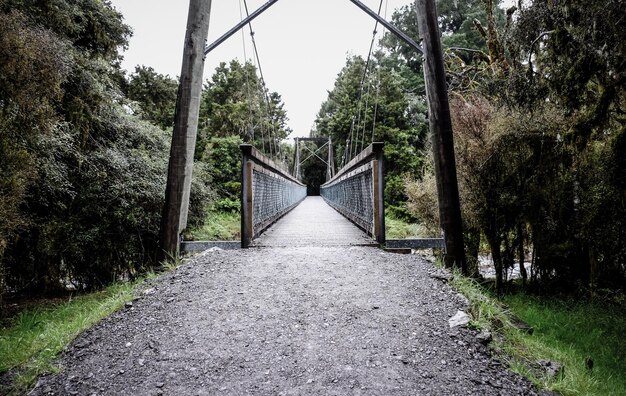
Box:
240;145;307;247
320;142;385;244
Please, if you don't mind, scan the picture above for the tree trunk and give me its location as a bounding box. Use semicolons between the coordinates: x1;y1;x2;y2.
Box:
486;232;503;295
518;222;527;288
160;0;212;261
465;227;481;278
415;0;467;273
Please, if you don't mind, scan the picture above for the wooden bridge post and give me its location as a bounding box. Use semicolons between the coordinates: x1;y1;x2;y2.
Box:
160;0;212;261
416;0;467;273
372;142;385;244
241;145;254;248
326;137;335;181
294;138;301;181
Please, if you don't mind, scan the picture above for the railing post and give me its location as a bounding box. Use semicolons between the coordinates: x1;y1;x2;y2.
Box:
372;142;385;244
241;145;254;248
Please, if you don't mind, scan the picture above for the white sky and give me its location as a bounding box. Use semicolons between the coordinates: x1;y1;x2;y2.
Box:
109;0;414;138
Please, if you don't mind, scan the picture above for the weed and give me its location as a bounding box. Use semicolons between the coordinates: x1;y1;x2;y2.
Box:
449;272;626;396
185;210;240;241
0;283;135;394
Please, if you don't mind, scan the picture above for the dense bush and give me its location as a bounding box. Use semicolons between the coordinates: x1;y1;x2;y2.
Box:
406;0;626;293
0;1;213;298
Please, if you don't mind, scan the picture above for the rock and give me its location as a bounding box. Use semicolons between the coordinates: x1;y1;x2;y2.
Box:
74;340;91;349
156;382;165;388
510;315;533;334
208;247;222;252
125;302;133;308
449;310;471;328
538;359;563;379
476;331;492;345
430;270;453;282
142;288;155;295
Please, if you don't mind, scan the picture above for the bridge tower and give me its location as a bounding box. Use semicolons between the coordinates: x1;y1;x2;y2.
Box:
292;136;335;182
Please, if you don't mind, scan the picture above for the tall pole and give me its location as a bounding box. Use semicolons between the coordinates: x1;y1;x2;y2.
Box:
415;0;467;273
326;137;335;181
160;0;212;261
294;138;301;180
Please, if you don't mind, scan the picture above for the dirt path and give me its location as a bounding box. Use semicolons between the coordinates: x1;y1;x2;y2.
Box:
31;247;544;395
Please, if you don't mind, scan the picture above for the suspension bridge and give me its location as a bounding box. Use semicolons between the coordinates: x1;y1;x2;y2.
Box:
162;0;464;264
26;1;545;394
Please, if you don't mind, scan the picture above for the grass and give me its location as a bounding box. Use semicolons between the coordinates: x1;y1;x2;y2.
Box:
449;273;626;396
385;215;430;239
504;294;626;395
0;282;136;395
185;210;240;241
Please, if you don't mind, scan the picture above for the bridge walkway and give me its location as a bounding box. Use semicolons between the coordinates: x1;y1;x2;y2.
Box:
253;196;373;247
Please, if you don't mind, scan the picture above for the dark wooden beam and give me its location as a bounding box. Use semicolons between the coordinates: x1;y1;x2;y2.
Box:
160;0;212;261
415;0;467;273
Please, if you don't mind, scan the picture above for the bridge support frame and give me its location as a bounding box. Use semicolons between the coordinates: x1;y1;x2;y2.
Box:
416;0;467;272
160;0;212;261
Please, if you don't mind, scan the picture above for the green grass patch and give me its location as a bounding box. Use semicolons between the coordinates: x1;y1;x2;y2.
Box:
186;210;240;241
0;282;135;394
449;273;626;396
385;216;429;239
504;294;626;395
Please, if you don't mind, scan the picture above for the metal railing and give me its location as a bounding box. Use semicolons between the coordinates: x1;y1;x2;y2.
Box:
320;142;385;244
241;145;307;247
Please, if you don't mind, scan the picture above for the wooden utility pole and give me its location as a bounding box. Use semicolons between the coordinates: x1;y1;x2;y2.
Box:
415;0;467;273
160;0;212;261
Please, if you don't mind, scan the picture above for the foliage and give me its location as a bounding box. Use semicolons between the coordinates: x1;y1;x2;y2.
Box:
313;54;427;210
451;273;626;395
0;0;182;300
405;0;626;292
125;65;178;130
0;282;135;395
185;210;240;242
199;135;243;210
198;60;291;161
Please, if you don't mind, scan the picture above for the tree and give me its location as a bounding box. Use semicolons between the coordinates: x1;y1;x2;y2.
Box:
126;65;178;130
314;54;427;218
0;0;199;299
198;60;291;159
406;0;626;292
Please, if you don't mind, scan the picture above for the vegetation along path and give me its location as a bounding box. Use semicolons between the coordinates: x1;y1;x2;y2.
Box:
31;245;549;395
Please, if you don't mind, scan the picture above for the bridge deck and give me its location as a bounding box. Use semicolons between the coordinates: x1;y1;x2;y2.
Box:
253;196;374;247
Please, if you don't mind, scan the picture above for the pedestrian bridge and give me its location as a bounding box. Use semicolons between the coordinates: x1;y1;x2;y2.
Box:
182;143;445;253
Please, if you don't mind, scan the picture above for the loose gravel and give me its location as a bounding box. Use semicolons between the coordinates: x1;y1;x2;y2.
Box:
31;247;549;395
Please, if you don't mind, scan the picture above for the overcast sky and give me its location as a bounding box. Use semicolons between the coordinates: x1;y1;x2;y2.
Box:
110;0;414;138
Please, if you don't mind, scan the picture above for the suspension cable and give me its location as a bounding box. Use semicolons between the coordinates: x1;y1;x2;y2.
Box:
238;0;259;149
243;0;282;161
371;0;388;143
346;0;384;161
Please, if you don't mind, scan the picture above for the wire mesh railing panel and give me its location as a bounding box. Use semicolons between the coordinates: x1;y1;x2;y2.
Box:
320;142;385;243
252;167;306;235
321;163;374;234
241;144;307;246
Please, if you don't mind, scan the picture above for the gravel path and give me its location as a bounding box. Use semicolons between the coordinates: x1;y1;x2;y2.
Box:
31;247;544;395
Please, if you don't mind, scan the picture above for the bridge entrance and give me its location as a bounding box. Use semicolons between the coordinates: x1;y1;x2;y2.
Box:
293;137;335;196
164;0;467;273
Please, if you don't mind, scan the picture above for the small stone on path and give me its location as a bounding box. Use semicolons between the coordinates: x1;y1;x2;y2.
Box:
449;310;471;328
